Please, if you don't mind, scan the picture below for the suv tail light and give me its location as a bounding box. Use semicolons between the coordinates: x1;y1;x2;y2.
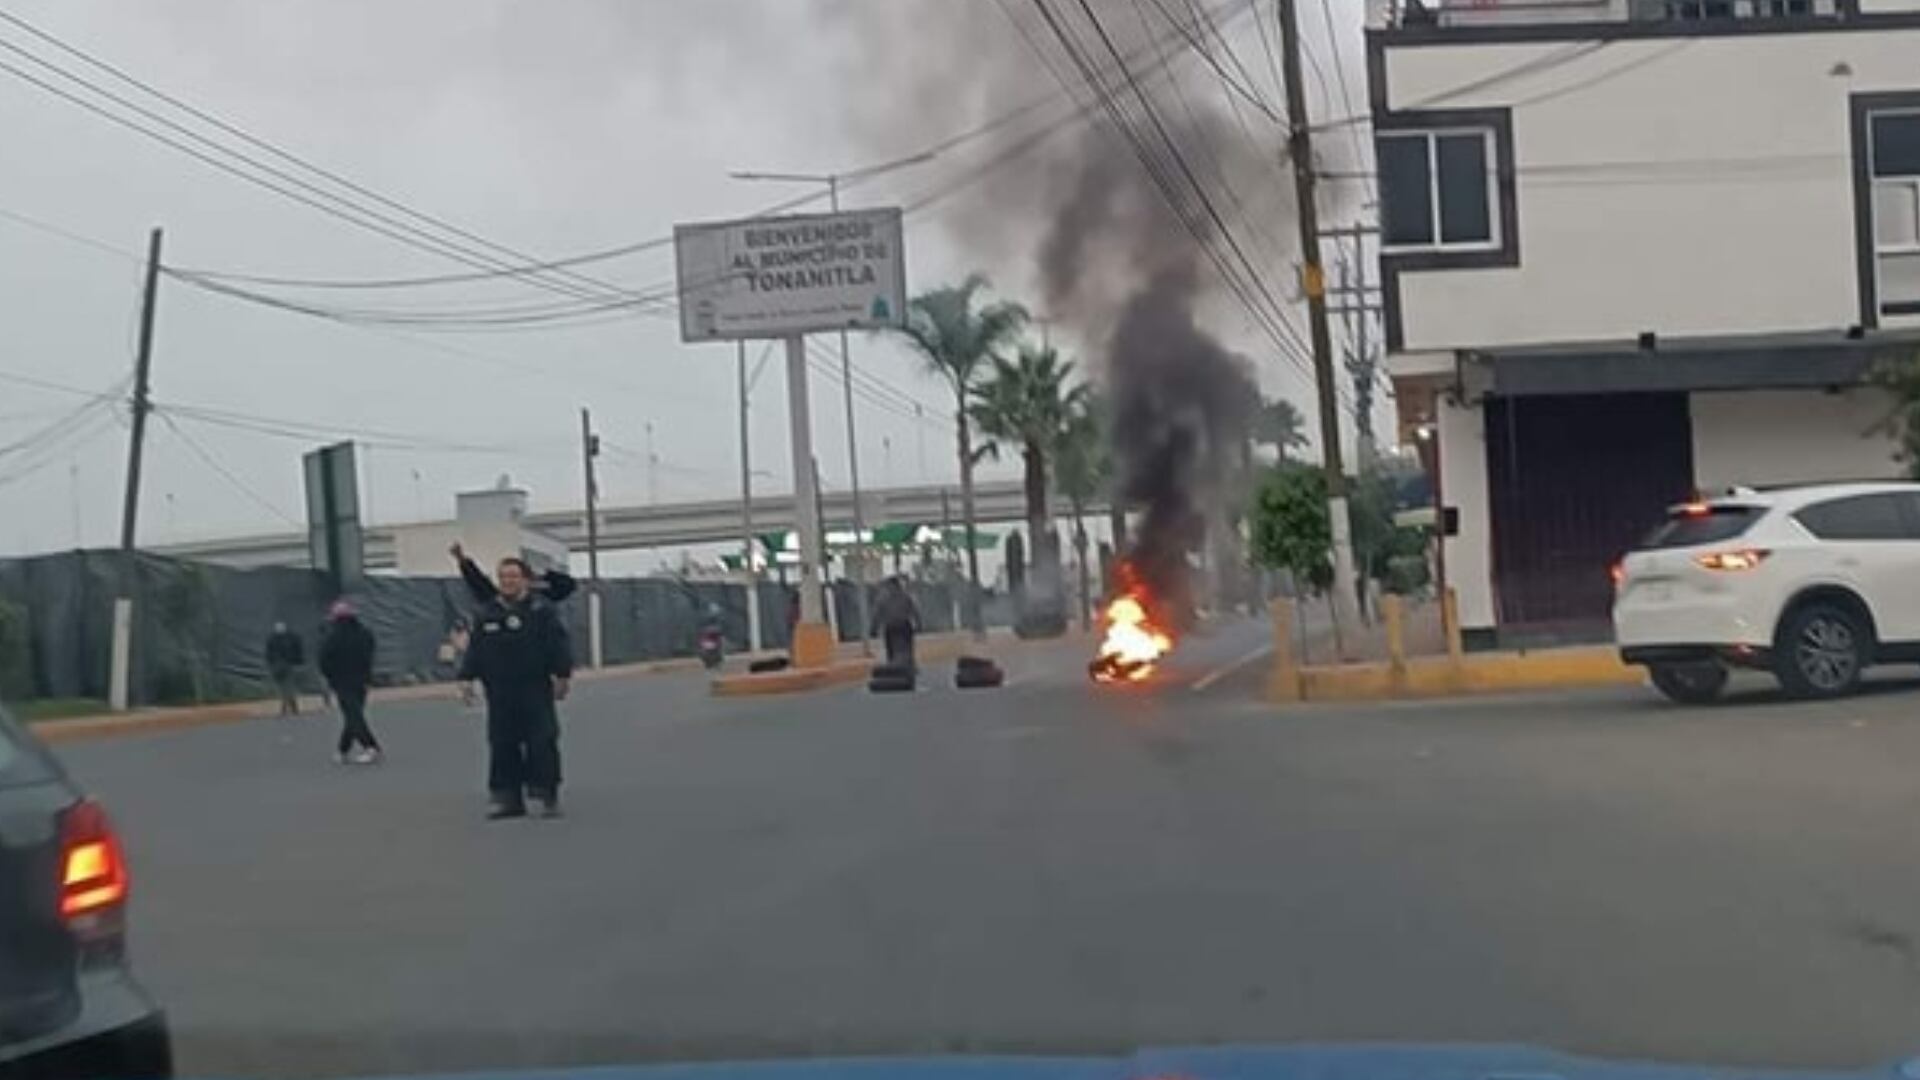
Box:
1696;549;1770;572
59;799;128;933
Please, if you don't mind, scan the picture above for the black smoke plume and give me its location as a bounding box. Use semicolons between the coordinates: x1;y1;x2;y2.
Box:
821;0;1334;610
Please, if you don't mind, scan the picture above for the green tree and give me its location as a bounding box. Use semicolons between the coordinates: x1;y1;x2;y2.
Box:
970;344;1085;570
1253;398;1310;463
1870;352;1920;479
898;275;1028;634
1249;464;1332;593
1052;391;1112;628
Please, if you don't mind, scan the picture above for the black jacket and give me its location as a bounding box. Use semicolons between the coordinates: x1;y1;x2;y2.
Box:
458;557;576;608
264;630;304;669
458;596;572;701
317;618;376;690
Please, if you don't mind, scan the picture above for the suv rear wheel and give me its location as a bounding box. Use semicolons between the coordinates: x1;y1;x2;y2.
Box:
1774;602;1868;699
1648;661;1729;705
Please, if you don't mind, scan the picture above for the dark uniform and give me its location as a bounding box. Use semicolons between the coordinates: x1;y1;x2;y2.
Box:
870;580;922;667
459;593;572;814
317;612;380;760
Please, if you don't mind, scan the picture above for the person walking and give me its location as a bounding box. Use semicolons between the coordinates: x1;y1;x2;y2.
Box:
318;600;382;765
263;621;306;716
870;576;922;668
459;557;573;819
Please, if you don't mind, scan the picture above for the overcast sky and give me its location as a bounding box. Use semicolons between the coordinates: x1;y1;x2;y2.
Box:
0;0;1372;558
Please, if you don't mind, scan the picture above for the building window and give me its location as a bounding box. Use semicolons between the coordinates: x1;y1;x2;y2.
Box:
1870;110;1920;316
1380;130;1496;251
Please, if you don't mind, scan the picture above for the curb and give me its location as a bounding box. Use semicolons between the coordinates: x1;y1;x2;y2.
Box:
1273;646;1644;704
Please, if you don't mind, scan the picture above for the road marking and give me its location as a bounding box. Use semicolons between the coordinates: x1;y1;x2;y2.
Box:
1190;643;1275;692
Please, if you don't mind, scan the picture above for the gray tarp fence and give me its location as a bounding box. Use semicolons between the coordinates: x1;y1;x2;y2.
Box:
0;550;972;706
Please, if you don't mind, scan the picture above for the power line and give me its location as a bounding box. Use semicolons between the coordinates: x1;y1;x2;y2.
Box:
0;45;603;305
1315;0;1375;198
0;11;641;304
157;411;301;526
1028;0;1316;379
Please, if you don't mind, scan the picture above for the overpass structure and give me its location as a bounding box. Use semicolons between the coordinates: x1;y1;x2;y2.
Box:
154;480;1111;571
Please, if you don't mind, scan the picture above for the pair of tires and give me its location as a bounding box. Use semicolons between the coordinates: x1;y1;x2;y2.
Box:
1649;600;1868;705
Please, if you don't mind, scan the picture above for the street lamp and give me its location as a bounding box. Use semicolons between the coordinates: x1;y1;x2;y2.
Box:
729;150;937;653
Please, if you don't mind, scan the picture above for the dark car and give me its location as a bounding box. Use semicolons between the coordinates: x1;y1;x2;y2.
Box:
0;705;170;1079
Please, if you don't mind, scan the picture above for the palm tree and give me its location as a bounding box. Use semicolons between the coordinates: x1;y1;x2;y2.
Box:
970;344;1084;568
1253;398;1310;462
899;274;1028;635
1052;392;1110;629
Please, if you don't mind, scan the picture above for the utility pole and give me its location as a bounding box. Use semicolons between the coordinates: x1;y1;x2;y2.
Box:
579;406;603;669
827;177;873;656
1277;0;1360;654
737;340;763;653
785;337;831;664
1335;224;1379;465
110;226;162;712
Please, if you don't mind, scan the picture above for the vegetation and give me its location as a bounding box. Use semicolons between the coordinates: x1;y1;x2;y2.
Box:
899;274;1028;632
1253;398;1310;462
1869;353;1920;479
16;698;107;723
1052;392;1111;627
969;343;1086;574
1249;465;1332;591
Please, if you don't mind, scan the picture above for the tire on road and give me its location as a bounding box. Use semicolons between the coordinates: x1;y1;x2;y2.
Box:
954;660;1004;689
1647;661;1729;705
868;662;916;693
1773;599;1869;700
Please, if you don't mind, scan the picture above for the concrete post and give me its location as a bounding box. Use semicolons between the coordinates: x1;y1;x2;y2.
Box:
1383;593;1407;692
1268;597;1301;702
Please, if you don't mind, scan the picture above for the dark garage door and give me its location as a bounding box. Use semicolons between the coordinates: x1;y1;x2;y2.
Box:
1485;393;1695;633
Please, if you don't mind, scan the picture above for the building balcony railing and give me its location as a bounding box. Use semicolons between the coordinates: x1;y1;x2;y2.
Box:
1375;0;1844;30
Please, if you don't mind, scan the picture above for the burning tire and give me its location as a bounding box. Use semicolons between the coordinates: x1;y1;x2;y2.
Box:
1089;578;1172;683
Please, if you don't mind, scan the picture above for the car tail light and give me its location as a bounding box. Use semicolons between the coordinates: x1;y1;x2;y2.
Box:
59;799;128;923
1696;549;1769;571
1609;560;1625;588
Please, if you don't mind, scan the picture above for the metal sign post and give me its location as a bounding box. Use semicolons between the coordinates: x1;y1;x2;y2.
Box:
674;206;906;668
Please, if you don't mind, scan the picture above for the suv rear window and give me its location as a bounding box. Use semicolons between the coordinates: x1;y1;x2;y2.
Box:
1637;505;1764;550
1792;492;1916;540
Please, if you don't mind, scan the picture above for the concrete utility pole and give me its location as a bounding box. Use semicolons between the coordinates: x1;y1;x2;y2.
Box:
737;340;763;653
1276;0;1361;653
785;336;831;663
110;227;162;712
579;406;603;669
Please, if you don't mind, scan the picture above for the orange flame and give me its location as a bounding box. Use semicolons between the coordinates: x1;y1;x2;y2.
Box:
1090;583;1173;683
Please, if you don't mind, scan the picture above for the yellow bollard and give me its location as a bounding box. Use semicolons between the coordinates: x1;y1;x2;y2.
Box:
1383;593;1407;692
1268;597;1301;702
790;622;836;669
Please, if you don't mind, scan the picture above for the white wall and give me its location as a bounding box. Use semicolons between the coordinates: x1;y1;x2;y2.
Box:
1437;395;1497;630
1690;388;1900;489
1385;29;1920;350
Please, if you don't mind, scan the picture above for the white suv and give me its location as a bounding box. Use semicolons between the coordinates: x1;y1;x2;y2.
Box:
1613;481;1920;704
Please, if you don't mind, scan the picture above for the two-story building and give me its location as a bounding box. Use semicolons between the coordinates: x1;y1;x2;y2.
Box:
1371;0;1920;646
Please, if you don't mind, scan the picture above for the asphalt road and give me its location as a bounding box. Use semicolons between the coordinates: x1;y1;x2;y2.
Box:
53;622;1920;1078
